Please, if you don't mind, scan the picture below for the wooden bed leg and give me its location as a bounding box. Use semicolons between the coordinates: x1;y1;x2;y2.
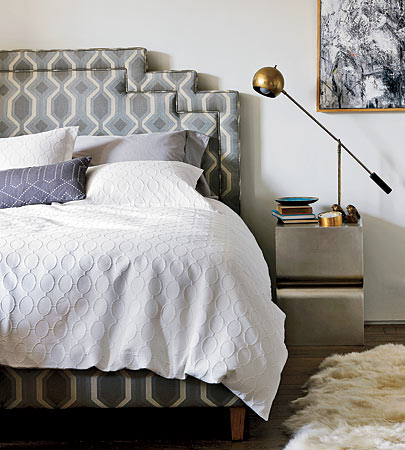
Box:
230;406;246;441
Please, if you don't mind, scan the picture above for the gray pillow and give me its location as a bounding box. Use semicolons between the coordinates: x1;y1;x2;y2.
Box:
184;130;210;167
0;157;91;209
73;130;212;195
73;131;187;166
184;131;211;197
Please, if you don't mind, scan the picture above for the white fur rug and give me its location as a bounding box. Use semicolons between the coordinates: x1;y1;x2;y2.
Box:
284;344;405;450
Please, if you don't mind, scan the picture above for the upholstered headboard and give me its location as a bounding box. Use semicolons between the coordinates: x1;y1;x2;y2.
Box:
0;47;240;212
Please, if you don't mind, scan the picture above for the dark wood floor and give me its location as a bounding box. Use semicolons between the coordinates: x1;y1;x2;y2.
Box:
1;325;404;449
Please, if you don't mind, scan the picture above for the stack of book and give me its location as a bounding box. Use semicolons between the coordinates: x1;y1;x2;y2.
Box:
272;204;318;224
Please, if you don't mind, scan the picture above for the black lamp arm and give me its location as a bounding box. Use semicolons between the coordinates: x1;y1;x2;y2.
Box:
370;172;392;194
281;90;392;195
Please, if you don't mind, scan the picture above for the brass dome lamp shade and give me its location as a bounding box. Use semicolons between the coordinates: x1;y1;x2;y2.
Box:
252;66;285;98
252;66;392;205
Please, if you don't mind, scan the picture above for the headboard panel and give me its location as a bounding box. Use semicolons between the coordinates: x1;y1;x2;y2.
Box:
0;47;240;212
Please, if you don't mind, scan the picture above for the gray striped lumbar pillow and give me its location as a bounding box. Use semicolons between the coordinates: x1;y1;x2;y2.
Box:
0;156;91;209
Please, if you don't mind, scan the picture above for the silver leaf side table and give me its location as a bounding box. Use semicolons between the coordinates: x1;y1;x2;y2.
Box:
275;220;364;345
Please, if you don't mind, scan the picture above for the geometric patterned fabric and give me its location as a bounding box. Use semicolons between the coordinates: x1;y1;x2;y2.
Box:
0;156;91;209
0;47;240;212
0;367;242;409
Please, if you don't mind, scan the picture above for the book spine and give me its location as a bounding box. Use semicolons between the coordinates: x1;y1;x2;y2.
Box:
281;220;319;224
272;211;316;220
277;205;313;215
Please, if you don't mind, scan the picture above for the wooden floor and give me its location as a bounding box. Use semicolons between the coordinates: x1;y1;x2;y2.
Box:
1;325;404;449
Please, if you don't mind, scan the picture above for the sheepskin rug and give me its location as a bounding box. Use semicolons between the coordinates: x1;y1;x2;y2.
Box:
284;344;405;450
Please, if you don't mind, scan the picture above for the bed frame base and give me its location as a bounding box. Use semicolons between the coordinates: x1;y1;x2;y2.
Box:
230;406;246;441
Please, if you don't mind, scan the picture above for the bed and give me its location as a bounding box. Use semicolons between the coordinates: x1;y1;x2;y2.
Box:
0;47;287;441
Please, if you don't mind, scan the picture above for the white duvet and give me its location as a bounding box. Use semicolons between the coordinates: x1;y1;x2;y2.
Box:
0;161;287;419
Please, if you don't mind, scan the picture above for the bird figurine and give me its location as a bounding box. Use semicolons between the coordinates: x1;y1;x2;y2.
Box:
346;204;360;223
331;204;360;223
331;204;346;220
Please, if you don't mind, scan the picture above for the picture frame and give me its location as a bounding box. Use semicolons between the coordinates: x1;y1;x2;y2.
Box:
317;0;405;112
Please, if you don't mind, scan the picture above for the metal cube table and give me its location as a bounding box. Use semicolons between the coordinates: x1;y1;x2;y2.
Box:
275;221;364;345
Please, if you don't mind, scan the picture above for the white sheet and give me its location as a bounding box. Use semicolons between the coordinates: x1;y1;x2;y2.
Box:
0;198;287;419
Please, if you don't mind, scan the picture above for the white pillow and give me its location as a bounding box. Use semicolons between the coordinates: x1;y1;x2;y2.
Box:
73;131;212;197
0;127;79;170
85;160;215;210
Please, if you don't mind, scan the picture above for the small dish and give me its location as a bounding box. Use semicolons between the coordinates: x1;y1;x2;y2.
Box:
275;197;319;206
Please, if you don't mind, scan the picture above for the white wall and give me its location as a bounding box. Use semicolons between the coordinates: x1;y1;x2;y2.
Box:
1;0;404;321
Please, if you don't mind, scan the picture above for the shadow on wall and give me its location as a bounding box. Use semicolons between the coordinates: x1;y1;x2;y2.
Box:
197;74;220;91
239;93;281;300
146;51;172;71
362;214;405;321
147;52;221;91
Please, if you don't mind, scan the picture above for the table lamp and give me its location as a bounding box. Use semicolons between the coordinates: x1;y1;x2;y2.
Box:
252;66;392;206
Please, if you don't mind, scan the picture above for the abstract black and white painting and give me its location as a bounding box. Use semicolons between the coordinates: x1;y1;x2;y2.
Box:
318;0;405;111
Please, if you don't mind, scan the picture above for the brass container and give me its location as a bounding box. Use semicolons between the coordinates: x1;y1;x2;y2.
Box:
318;211;343;227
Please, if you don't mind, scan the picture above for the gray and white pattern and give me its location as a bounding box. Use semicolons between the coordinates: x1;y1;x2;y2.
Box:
0;156;91;209
319;0;405;110
0;48;240;211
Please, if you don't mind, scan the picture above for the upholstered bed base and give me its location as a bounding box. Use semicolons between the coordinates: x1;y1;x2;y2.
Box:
0;367;246;440
0;367;242;410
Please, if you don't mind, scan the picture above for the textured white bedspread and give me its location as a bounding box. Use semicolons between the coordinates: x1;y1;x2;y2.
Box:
0;199;287;419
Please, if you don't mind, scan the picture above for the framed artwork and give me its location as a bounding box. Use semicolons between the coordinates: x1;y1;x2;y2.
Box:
317;0;405;112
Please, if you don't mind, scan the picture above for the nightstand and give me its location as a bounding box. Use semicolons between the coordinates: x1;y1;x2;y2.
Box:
275;220;364;345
